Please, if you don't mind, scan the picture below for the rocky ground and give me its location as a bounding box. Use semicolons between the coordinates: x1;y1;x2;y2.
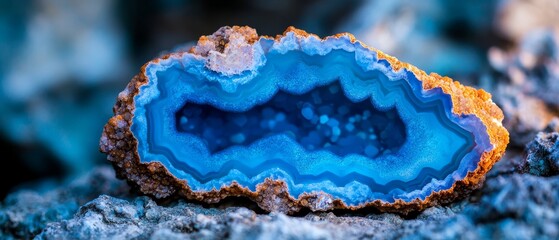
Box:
0;127;558;239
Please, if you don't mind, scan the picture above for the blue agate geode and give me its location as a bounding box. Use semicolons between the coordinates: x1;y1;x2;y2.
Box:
100;26;509;214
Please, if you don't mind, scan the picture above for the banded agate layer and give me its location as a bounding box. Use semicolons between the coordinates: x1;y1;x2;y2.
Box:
101;26;508;213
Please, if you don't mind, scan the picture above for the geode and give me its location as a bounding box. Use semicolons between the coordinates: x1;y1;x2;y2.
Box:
100;26;509;214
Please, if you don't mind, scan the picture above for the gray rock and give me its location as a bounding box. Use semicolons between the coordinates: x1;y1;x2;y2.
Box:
37;195;454;240
525;127;559;176
0;167;130;239
2;147;559;239
467;174;559;238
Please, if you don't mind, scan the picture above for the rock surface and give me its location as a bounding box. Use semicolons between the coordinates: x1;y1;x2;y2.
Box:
525;120;559;176
0;167;130;239
2;140;559;240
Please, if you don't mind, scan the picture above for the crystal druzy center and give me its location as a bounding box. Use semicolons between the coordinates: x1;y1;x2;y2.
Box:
175;82;406;158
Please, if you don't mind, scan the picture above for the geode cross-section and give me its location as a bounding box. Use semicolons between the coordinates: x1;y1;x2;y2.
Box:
100;26;509;214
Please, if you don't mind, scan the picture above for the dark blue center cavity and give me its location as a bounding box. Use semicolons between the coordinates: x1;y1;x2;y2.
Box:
176;82;406;158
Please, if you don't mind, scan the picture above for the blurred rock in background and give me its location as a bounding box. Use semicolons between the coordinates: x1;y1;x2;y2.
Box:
482;0;559;147
337;0;503;80
0;0;128;197
495;0;559;45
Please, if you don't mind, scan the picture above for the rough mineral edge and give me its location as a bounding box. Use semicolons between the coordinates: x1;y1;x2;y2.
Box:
99;26;509;214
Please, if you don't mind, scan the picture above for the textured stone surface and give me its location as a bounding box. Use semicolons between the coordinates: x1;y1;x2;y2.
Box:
100;26;508;214
0;167;129;239
525;121;559;176
2;147;559;239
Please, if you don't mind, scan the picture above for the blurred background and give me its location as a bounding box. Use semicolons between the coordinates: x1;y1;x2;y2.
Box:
0;0;558;199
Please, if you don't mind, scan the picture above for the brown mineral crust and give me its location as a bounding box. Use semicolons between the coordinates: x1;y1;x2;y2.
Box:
100;26;509;215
